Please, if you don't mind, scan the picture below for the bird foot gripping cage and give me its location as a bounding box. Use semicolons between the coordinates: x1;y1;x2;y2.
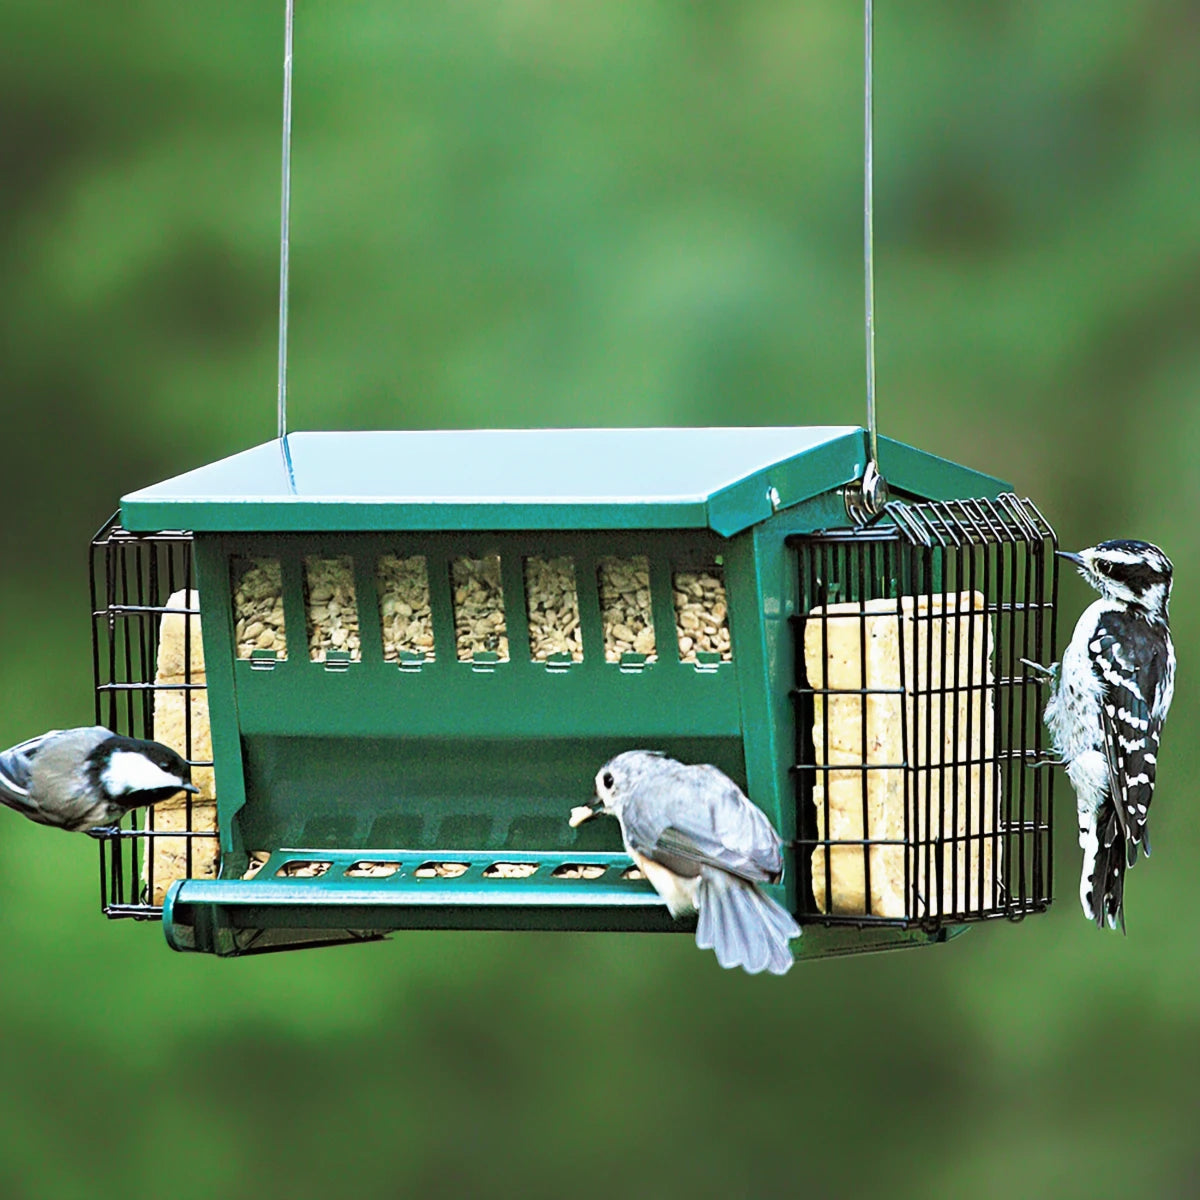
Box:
89;440;1058;959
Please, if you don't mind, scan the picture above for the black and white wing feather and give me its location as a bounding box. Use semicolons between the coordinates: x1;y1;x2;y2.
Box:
1091;610;1173;864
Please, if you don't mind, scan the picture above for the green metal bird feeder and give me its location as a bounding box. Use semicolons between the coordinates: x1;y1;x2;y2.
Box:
86;3;1059;957
92;431;1057;957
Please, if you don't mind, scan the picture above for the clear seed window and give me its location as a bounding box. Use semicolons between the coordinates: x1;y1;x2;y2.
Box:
452;555;509;662
304;555;361;664
598;555;656;662
232;558;287;660
376;555;435;663
673;567;732;663
524;557;584;663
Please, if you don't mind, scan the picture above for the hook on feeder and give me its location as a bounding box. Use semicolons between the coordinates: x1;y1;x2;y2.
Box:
845;458;889;525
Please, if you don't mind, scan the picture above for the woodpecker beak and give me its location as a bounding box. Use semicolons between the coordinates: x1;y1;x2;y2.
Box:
179;782;201;794
1056;550;1087;569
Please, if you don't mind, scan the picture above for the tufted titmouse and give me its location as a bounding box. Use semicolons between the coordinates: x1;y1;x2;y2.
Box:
0;727;198;836
571;750;800;975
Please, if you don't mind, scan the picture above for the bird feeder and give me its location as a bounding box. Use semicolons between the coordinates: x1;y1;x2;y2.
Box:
91;426;1058;957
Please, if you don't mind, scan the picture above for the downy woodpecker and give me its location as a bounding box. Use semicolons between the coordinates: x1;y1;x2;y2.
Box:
1033;541;1174;930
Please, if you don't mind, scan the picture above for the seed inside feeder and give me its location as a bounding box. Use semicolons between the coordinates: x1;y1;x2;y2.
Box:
672;568;732;662
452;555;509;662
305;555;361;663
232;558;287;660
597;555;656;663
553;863;606;880
377;554;436;662
524;556;583;662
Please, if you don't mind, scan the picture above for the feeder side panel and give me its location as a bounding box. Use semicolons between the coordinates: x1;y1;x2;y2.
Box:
724;525;798;914
723;530;785;828
192;537;250;860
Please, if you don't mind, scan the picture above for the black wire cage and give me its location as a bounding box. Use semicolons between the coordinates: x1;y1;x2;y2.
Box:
791;495;1058;929
91;518;215;918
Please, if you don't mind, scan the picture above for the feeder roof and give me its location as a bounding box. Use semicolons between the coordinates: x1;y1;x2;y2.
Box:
120;427;1006;536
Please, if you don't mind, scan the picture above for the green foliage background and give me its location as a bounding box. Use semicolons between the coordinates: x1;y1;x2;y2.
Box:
2;3;1199;1197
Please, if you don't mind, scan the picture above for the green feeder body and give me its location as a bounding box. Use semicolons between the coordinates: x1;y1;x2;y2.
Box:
106;426;1056;957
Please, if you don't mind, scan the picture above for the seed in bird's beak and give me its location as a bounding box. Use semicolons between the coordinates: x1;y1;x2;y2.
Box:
568;805;595;828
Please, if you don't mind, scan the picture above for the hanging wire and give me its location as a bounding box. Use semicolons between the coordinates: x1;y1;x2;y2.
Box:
864;0;878;468
277;0;295;445
276;0;298;490
848;0;888;523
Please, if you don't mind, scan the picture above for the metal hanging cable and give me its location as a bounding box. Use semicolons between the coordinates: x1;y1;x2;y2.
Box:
276;0;297;487
277;0;294;441
864;0;878;469
849;0;888;523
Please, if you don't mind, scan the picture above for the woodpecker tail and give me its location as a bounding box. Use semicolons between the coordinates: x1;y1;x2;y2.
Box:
1081;804;1127;933
695;872;800;975
1078;814;1099;921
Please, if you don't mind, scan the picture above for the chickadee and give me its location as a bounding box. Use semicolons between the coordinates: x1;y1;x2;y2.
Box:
571;751;801;975
0;727;198;836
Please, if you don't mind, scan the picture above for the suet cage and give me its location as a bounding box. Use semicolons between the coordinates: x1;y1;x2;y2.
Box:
91;426;1057;957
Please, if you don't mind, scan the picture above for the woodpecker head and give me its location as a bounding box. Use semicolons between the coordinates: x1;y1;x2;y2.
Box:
1058;540;1173;621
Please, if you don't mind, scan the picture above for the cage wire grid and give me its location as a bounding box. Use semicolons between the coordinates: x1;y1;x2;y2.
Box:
91;518;214;918
790;494;1057;930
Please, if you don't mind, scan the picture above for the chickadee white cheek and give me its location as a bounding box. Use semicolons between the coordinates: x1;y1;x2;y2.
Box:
101;751;189;797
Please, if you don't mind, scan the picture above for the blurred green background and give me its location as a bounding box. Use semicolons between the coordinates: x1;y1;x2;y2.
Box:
2;2;1199;1197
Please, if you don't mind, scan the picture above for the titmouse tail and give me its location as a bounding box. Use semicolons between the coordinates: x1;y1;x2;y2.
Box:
695;871;801;976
